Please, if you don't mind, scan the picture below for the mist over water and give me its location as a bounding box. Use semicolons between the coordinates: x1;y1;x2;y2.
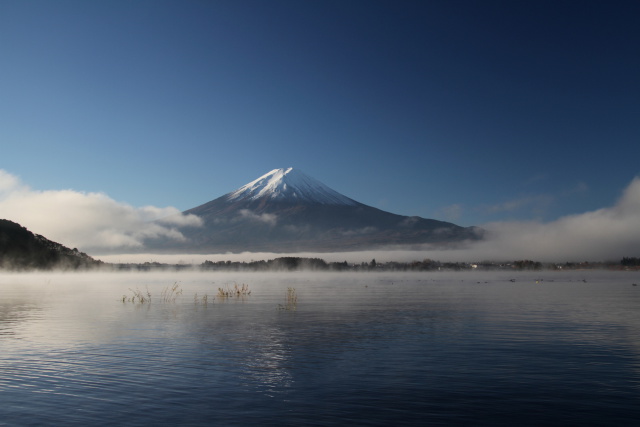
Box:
2;270;640;425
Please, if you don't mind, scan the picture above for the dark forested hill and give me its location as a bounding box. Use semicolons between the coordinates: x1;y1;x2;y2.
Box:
0;219;102;270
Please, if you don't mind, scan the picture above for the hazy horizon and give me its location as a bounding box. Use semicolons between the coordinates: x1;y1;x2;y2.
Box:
2;171;640;264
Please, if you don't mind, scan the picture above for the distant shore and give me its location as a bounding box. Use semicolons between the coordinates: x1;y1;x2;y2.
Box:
21;255;637;273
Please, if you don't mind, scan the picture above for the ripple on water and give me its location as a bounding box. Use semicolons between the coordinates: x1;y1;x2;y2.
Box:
1;271;640;425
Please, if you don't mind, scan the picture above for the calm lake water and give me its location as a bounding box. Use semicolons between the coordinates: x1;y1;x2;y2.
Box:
1;270;640;426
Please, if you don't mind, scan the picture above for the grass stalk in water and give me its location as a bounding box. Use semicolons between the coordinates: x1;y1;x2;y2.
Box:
217;282;251;299
278;287;297;311
161;282;183;303
123;286;151;304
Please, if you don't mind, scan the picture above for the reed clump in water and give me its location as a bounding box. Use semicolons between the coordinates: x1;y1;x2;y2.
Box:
123;282;184;305
123;286;151;304
122;282;243;306
161;282;183;303
278;287;297;311
217;282;251;299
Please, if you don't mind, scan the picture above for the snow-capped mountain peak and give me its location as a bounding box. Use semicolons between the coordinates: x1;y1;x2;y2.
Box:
226;168;358;205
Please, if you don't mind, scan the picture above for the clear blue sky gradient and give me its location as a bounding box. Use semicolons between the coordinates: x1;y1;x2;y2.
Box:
2;0;639;226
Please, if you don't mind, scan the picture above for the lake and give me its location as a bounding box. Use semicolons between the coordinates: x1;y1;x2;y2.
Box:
1;270;640;426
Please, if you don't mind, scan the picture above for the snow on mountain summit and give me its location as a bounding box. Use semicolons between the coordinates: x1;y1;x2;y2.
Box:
226;168;358;205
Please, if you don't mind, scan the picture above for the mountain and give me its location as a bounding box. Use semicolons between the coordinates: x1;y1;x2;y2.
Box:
226;167;358;206
150;168;481;253
0;219;103;270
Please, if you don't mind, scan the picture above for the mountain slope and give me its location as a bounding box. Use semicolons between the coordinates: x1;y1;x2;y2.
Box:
0;219;103;270
150;168;481;253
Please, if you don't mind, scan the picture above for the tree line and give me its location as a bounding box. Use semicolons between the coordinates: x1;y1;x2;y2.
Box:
0;219;102;270
621;257;640;267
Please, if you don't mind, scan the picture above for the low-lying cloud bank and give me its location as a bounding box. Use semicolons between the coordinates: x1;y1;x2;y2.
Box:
2;169;639;263
0;170;202;251
101;177;640;264
469;176;640;262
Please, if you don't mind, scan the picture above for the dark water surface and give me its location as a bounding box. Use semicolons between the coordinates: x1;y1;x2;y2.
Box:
1;271;639;426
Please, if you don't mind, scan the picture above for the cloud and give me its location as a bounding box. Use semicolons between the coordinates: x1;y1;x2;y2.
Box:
0;170;23;192
482;194;554;215
431;177;640;262
0;170;202;251
238;209;277;226
340;226;377;236
399;216;420;227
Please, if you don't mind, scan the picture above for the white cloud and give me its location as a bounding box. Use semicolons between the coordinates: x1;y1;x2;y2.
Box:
434;177;640;262
0;170;22;192
238;209;277;226
0;170;202;251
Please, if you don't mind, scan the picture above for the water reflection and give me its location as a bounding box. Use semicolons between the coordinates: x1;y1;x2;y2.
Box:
0;301;42;337
241;324;295;394
1;271;640;425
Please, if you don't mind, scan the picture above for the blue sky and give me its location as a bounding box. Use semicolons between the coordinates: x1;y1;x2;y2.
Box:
1;1;640;259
